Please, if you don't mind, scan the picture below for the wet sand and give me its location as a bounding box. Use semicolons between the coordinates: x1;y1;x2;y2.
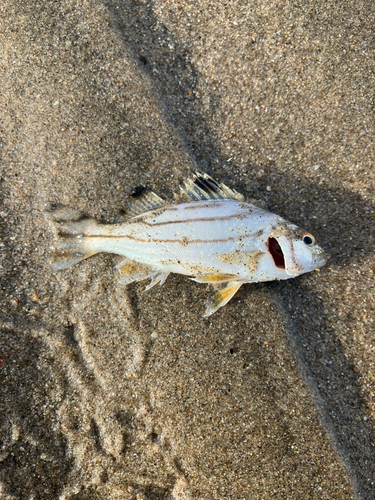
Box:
0;0;374;498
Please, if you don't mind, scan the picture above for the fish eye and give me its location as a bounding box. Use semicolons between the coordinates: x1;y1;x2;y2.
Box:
302;233;316;246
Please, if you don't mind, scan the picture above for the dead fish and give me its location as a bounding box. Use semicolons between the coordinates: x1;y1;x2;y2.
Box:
50;172;327;316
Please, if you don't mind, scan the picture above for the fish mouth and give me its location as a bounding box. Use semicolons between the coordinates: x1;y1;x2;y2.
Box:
268;237;285;269
313;248;329;268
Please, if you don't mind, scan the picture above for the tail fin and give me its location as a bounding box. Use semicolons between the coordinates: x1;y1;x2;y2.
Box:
48;205;99;271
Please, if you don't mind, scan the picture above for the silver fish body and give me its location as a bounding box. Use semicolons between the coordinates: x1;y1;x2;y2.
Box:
51;173;327;316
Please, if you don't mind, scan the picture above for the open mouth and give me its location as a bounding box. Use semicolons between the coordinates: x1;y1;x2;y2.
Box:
268;237;285;269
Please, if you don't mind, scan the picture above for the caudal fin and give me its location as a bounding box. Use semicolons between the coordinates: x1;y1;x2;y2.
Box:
48;205;99;270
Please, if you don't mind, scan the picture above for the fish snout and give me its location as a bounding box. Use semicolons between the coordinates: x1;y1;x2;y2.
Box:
313;248;329;268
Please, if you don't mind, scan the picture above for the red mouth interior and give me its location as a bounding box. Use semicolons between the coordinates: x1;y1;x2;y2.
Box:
268;237;285;269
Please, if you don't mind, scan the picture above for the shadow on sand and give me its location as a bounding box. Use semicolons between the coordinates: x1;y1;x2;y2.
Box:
100;1;375;496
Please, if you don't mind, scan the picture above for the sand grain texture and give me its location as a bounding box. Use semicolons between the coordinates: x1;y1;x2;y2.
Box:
0;0;374;499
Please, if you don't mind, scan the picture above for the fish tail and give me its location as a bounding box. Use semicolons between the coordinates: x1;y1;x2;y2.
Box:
48;205;100;270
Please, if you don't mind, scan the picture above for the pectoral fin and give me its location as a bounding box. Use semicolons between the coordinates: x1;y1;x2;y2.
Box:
204;281;242;317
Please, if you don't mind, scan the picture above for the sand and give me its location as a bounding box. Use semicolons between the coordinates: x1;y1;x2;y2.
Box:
0;0;374;498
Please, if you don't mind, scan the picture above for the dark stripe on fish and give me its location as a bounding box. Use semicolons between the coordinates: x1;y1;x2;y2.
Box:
134;213;247;227
80;233;248;244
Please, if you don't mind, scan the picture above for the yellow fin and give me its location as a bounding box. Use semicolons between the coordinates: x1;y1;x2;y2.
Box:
116;258;169;288
192;273;240;283
204;281;242;317
116;258;153;285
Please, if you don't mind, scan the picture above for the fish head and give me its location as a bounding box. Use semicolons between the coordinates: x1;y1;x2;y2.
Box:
267;224;328;278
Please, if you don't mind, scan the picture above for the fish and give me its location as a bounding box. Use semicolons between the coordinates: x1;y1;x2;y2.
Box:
50;172;327;317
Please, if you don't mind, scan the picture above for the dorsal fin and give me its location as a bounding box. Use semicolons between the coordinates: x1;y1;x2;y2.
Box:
181;172;244;202
123;191;166;218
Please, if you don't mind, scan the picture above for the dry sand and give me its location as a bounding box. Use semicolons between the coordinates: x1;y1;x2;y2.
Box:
0;0;374;498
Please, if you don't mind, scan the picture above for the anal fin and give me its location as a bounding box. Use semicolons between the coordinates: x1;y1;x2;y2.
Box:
204;281;242;317
116;258;169;289
144;272;169;291
117;258;153;285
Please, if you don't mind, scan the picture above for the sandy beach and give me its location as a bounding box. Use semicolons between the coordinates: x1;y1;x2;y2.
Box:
0;0;374;498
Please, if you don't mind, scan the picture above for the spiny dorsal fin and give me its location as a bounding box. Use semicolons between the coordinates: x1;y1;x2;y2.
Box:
123;191;166;218
181;172;244;202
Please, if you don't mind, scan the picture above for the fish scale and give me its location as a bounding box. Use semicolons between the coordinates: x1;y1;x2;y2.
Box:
50;172;327;316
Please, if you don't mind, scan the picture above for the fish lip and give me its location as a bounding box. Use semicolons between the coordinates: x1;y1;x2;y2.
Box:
313;248;329;267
